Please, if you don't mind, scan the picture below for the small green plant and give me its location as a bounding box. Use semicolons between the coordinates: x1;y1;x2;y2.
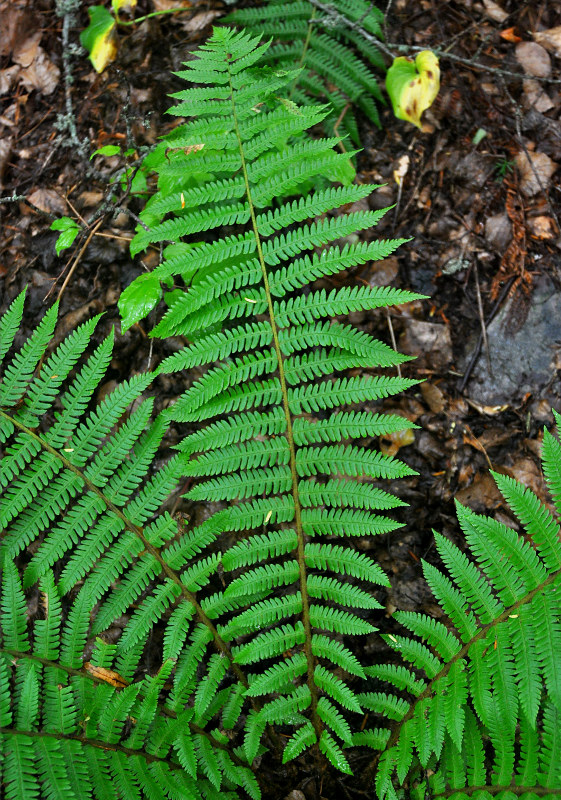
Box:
495;156;516;181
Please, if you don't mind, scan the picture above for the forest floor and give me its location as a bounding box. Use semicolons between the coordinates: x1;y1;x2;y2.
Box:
1;0;561;797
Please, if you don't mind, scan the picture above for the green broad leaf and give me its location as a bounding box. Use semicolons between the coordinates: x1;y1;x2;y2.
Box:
386;50;440;129
118;273;163;333
90;145;121;159
80;6;118;74
50;217;80;256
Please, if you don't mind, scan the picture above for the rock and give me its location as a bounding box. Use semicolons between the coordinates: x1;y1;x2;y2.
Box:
466;278;561;405
515;41;551;77
485;212;512;250
515;149;557;197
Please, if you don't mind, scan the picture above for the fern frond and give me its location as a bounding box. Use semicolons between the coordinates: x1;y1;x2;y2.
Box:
224;0;386;144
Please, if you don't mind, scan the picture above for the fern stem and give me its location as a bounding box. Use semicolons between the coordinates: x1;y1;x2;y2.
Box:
0;409;251;692
0;647;243;760
433;787;561;798
0;726;181;768
226;59;322;738
365;568;561;779
298;6;317;69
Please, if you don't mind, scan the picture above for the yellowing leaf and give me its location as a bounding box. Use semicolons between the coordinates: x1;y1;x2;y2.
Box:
80;6;118;74
386;50;440;129
112;0;137;12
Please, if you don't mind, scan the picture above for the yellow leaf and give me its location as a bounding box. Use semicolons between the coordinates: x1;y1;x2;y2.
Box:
80;6;118;74
386;50;440;129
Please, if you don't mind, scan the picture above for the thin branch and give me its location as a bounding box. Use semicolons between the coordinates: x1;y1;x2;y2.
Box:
307;0;561;84
0;647;244;760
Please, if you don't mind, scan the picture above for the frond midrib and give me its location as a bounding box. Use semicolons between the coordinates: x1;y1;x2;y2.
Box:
225;51;321;738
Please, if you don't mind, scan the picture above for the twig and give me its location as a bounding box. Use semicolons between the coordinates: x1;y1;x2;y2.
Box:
473;261;492;376
0;193;57;219
499;76;561;234
458;277;515;393
55;0;89;158
51;218;104;303
333;102;350;153
385;308;401;378
307;0;561;84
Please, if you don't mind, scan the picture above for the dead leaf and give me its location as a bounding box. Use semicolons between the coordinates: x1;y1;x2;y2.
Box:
152;0;190;10
84;663;129;688
523;79;554;113
0;64;20;95
0;3;28;57
515;149;558;197
528;215;557;239
12;31;42;67
19;49;60;95
533;26;561;59
456;471;502;512
515;41;551;78
400;320;453;371
0;136;13;190
28;188;67;215
393;153;410;186
420;382;446;414
482;0;508;22
380;426;415;456
181;10;221;32
500;27;522;43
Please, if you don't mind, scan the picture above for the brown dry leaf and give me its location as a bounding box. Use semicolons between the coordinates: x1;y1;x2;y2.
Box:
466;398;509;415
420;382;446;413
528;215;557;239
533;26;561;58
482;0;508;22
515;41;551;78
84;663;129;688
19;49;60;95
523;79;554;113
369;256;399;286
500;27;522;43
455;471;502;512
0;136;13;190
28;188;67;215
182;10;221;32
0;64;20;95
510;457;545;498
12;31;42;67
515;149;558;197
400;320;453;370
151;0;190;10
0;2;28;57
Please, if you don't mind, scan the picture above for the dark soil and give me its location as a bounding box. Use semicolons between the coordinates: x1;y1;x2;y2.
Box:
1;0;561;798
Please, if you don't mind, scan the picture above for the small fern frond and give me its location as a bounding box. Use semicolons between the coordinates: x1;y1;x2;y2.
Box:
224;0;386;143
364;423;561;798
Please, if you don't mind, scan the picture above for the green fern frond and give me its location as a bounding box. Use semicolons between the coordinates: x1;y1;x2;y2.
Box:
224;0;386;144
365;429;561;798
